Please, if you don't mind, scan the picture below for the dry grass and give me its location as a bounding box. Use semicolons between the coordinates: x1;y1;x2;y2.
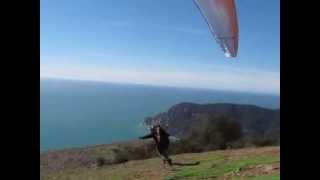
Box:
42;146;279;180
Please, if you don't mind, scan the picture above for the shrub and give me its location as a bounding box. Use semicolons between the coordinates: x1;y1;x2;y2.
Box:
169;139;203;155
112;149;129;164
251;137;278;147
96;157;107;167
184;116;243;151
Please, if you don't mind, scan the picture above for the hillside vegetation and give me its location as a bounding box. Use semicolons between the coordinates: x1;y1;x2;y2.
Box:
41;103;280;179
42;146;279;180
146;103;279;140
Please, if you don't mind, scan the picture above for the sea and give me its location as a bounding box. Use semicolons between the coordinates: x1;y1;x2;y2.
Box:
40;78;279;152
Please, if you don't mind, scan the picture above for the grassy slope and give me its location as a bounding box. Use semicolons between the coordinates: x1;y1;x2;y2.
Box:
42;146;280;180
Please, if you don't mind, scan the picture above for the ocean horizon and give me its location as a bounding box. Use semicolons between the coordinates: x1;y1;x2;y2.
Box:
40;78;279;152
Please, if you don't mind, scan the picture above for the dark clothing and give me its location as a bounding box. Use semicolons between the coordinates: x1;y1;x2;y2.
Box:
156;148;171;164
140;127;170;152
140;127;172;165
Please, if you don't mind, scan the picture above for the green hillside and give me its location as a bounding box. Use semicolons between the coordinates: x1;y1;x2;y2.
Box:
42;146;279;180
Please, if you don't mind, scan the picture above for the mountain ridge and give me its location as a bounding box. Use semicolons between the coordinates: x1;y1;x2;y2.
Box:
145;102;280;139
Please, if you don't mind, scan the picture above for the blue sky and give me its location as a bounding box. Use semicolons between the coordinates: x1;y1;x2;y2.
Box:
41;0;280;95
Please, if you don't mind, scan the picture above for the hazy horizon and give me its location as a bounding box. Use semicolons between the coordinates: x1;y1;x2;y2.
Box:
41;79;279;151
41;0;280;151
41;0;279;95
40;77;280;97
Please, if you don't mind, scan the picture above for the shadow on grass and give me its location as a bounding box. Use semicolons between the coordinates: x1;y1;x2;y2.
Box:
172;161;200;166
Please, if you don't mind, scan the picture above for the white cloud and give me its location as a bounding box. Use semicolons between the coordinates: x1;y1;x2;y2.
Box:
41;64;279;95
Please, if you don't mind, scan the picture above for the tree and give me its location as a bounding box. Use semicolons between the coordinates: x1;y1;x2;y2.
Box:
186;115;243;151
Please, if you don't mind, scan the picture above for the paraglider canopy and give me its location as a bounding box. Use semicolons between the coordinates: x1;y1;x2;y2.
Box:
194;0;239;58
